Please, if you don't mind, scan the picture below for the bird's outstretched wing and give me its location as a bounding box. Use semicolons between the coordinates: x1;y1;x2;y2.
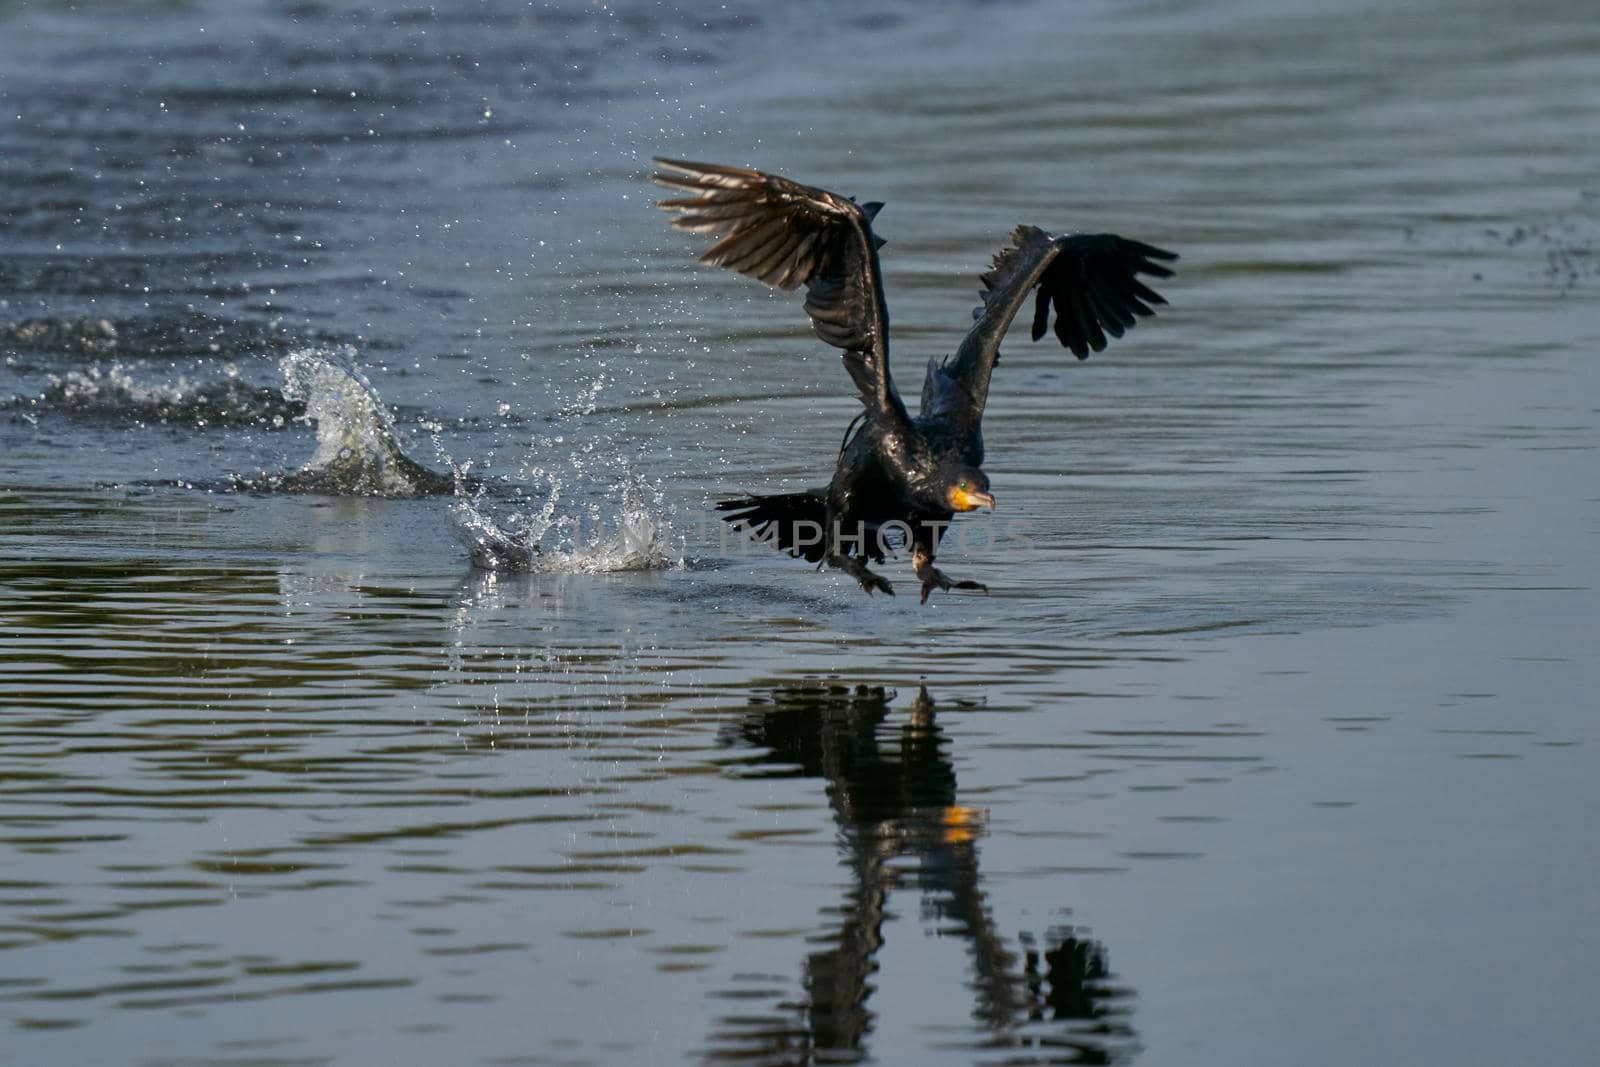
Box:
934;226;1176;420
653;158;906;423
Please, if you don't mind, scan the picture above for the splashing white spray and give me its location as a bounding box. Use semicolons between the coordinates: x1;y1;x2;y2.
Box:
276;347;453;496
446;354;682;574
449;466;680;574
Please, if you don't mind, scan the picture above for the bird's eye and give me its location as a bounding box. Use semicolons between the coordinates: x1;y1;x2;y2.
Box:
958;480;968;491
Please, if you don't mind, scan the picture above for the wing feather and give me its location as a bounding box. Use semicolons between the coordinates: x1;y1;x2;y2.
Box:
654;158;906;423
938;227;1177;417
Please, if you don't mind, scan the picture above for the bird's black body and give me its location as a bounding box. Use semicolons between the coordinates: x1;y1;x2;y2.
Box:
656;158;1176;602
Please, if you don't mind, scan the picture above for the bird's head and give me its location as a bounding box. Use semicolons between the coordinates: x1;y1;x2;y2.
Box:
943;466;995;513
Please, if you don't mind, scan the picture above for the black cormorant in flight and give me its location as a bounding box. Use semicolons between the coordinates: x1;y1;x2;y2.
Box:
654;158;1176;603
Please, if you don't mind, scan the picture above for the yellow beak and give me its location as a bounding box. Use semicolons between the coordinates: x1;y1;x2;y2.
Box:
948;486;996;513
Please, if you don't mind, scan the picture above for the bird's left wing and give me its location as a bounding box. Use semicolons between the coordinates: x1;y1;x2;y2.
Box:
653;158;906;423
934;226;1176;420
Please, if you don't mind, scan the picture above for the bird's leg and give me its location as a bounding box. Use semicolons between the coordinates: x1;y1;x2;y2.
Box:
825;514;893;596
827;551;894;596
913;543;987;605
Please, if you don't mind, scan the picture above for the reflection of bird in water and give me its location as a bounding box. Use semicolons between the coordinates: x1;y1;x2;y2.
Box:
654;159;1176;602
708;684;1136;1065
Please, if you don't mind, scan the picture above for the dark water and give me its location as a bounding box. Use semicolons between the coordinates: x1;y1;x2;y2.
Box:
2;0;1597;1063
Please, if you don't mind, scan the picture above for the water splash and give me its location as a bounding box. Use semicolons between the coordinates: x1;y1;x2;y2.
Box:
13;361;299;428
449;470;680;574
443;344;684;573
265;346;454;497
1;311;310;361
2;316;119;357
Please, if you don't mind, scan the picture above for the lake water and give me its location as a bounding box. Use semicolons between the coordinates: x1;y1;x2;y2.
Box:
1;0;1596;1064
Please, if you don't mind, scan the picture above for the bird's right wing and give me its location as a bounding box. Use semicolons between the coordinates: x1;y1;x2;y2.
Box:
935;226;1176;420
653;158;907;424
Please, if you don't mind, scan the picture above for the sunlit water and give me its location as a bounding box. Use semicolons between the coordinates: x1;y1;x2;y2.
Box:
2;0;1597;1064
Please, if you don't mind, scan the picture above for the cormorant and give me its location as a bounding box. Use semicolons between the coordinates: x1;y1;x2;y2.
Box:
654;158;1176;603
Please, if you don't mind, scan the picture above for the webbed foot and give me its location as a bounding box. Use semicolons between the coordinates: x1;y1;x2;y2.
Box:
828;553;895;597
913;549;986;604
918;572;986;604
861;570;895;597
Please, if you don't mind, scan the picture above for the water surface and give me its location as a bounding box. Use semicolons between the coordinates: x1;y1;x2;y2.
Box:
2;0;1597;1063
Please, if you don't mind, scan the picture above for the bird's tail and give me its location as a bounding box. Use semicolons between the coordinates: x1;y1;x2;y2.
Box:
716;491;829;563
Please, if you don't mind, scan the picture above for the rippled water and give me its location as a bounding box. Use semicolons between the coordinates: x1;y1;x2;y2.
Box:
2;0;1597;1063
